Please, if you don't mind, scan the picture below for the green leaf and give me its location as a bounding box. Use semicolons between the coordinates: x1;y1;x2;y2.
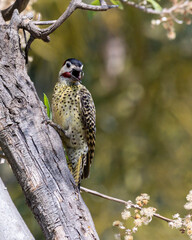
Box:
87;0;100;20
110;0;124;10
147;0;162;11
90;0;100;5
65;151;69;162
43;93;52;120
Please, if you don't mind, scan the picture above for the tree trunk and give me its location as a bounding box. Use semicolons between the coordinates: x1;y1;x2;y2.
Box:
0;178;35;240
0;12;99;240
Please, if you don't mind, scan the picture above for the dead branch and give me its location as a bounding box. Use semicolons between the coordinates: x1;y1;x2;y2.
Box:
80;186;172;223
0;178;35;240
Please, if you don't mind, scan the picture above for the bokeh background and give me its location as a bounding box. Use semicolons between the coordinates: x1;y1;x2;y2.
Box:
1;0;192;239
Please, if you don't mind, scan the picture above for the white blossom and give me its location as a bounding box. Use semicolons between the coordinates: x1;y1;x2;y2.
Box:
184;216;192;229
126;201;132;209
173;213;180;219
168;221;174;228
173;219;182;228
113;220;123;227
124;235;133;240
140;207;156;218
184;202;192;210
135;193;150;206
125;229;132;235
186;190;192;202
121;210;131;220
161;17;167;22
141;193;150;201
168;218;183;229
119;225;126;230
113;220;126;230
135;196;143;203
151;19;161;25
187;222;192;229
132;227;138;233
134;218;143;227
141;216;152;225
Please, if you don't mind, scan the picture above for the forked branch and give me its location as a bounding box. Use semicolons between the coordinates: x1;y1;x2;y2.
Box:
19;0;118;42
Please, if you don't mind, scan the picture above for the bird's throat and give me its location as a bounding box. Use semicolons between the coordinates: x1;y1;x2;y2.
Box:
62;72;71;78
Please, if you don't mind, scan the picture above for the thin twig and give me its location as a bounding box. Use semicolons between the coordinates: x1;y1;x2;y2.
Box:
76;2;117;11
162;0;189;14
40;0;77;37
80;186;172;223
121;0;189;15
99;0;108;7
40;0;117;36
169;12;183;24
121;0;161;14
32;2;117;26
25;35;35;64
33;20;57;25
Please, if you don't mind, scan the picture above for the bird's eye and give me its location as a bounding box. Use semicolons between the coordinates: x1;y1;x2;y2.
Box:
66;62;71;68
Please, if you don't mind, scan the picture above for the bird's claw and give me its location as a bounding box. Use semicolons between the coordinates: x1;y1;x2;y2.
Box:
42;119;67;137
42;119;51;125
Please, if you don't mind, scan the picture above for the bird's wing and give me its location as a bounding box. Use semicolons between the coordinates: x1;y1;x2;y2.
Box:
79;87;96;179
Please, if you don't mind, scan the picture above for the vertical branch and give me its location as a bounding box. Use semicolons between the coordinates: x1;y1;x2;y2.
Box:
0;178;35;240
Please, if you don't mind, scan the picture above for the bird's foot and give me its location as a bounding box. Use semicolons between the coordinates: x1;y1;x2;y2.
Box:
42;119;67;137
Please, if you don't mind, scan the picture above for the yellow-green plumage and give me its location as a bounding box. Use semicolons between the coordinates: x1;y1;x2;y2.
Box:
52;80;96;185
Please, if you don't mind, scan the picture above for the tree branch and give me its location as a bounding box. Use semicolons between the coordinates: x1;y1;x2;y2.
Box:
17;0;190;45
18;0;118;42
33;20;57;25
0;178;35;240
121;0;161;14
121;0;190;15
80;186;172;223
76;2;117;11
1;0;30;21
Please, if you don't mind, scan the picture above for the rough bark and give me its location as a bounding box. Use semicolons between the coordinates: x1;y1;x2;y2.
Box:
0;12;99;240
0;178;35;240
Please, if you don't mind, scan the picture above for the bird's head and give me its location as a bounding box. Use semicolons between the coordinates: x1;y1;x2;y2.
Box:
59;58;84;84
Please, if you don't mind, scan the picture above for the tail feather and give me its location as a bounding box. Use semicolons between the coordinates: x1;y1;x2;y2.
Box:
73;155;83;185
66;148;88;186
66;154;73;173
82;153;90;179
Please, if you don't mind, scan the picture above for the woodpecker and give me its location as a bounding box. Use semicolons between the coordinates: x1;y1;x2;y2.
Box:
52;58;96;186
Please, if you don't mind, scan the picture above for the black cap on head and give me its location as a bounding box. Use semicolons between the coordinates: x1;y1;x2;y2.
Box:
64;58;83;67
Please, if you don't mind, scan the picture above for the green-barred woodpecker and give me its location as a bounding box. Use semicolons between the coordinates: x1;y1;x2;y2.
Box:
52;58;96;186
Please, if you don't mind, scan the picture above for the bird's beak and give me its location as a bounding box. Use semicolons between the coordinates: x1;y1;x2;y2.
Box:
71;67;84;82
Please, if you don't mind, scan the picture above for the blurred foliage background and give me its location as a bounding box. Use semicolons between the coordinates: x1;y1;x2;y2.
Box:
1;0;192;239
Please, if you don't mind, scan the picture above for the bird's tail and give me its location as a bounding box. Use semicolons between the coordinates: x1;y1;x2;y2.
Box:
73;155;83;186
66;149;85;186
